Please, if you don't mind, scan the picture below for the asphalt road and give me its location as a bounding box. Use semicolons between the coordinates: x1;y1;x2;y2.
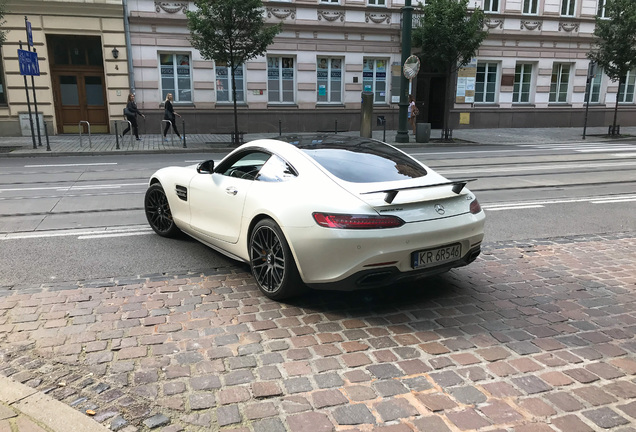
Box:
0;141;634;287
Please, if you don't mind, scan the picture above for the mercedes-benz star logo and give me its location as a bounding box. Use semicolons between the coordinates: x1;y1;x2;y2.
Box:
434;204;445;215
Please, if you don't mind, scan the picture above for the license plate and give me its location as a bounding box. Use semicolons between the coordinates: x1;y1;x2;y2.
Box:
412;243;462;269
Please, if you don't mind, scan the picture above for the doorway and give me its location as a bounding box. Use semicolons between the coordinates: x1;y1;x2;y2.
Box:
47;35;108;134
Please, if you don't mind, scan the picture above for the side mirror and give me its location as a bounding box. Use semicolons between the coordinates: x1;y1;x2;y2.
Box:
197;160;214;174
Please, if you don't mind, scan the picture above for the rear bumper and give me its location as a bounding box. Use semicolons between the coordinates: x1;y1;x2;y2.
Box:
305;245;481;291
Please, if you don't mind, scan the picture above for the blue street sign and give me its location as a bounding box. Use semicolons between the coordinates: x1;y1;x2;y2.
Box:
18;49;40;76
26;21;33;47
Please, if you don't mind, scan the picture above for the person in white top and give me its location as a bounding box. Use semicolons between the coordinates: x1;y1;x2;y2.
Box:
408;94;417;135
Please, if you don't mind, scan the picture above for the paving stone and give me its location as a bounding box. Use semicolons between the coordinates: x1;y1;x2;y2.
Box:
429;370;464;388
315;372;344;389
604;381;636;398
583;407;630;429
545;392;585;412
287;411;334;432
374;398;419;422
189;393;216;410
284;377;313;394
312;389;348;408
573;386;618;406
511;375;552;394
245;402;278;420
517;397;557;417
402;376;433;392
449;386;487;405
416;393;457;412
446;408;491;430
217;405;242;427
563;367;600;383
478;400;523;423
367;363;403;379
551;414;595;432
252;381;282;398
143;413;170;429
333;404;376;425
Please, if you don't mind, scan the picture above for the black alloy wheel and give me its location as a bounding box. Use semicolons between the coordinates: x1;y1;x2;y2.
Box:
249;219;303;300
144;183;180;237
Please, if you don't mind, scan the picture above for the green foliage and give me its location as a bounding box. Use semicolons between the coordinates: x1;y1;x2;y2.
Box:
588;0;636;80
0;0;8;47
412;0;487;74
186;0;281;70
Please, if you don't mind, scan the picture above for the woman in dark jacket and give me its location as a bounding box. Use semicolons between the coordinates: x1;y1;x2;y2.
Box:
122;93;145;141
163;93;182;141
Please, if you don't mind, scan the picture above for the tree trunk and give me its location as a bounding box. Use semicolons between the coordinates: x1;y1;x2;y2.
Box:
231;65;239;146
443;66;454;141
612;75;624;135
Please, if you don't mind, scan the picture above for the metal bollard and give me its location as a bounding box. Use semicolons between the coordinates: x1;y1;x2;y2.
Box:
115;122;120;150
279;119;282;136
335;120;338;134
182;119;186;148
44;120;51;152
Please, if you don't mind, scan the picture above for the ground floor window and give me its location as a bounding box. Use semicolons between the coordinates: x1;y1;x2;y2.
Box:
216;63;245;103
363;58;388;104
549;63;570;103
160;53;192;102
618;70;636;103
268;56;295;103
475;62;498;103
588;68;603;103
317;57;343;104
513;63;532;103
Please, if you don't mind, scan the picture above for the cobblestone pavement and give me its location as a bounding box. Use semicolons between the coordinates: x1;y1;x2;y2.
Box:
1;233;635;432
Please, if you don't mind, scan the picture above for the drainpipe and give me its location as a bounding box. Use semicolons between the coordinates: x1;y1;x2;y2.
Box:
122;0;135;93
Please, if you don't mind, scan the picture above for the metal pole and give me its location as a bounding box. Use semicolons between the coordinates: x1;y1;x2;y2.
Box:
115;122;120;149
279;119;282;136
395;0;412;143
335;119;338;134
20;41;37;150
31;48;42;146
583;61;595;140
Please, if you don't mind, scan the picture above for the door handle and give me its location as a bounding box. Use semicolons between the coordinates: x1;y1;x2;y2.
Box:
225;187;238;196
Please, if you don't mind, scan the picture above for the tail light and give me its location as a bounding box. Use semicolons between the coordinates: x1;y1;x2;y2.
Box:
313;213;405;229
470;199;482;214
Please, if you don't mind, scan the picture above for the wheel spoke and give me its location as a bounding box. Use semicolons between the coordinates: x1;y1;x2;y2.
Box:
250;225;286;293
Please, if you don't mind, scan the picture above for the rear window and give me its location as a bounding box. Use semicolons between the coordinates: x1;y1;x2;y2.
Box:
281;135;427;183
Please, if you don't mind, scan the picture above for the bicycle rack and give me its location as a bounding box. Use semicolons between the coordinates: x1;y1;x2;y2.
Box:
79;121;92;148
161;120;175;145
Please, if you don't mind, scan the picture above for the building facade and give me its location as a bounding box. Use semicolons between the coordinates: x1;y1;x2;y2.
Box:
0;0;634;136
0;0;128;136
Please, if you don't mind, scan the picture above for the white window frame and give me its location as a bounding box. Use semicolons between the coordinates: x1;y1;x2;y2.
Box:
513;63;533;103
317;57;344;104
159;53;192;103
618;70;636;103
320;0;340;3
597;0;608;18
267;56;296;104
561;0;576;17
215;63;245;104
475;62;498;103
523;0;539;15
363;58;389;105
549;63;571;103
483;0;500;13
368;0;386;5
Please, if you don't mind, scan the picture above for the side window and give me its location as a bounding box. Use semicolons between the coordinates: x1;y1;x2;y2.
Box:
256;155;298;183
220;151;271;181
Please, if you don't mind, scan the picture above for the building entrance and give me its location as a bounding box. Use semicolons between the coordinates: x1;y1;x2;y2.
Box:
47;35;108;133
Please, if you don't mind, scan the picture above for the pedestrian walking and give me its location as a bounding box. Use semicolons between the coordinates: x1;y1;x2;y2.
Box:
122;93;145;141
163;93;182;141
408;94;418;135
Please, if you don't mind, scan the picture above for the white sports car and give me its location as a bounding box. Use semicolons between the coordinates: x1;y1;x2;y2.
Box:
145;135;485;300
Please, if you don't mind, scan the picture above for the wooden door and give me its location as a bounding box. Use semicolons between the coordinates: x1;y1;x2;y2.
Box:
53;71;108;134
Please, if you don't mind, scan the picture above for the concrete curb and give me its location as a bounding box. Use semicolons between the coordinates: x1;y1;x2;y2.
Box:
0;375;109;432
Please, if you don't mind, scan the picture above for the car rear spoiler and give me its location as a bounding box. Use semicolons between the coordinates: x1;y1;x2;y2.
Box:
361;178;477;204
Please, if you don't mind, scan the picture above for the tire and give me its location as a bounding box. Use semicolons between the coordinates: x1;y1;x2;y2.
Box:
144;183;180;238
249;219;304;300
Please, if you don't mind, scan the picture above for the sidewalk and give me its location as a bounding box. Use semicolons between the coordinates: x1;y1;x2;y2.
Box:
0;126;634;156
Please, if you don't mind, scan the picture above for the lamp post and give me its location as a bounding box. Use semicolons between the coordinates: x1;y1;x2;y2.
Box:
395;0;413;143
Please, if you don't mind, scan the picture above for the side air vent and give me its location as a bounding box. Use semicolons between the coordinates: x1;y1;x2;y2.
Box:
175;185;187;201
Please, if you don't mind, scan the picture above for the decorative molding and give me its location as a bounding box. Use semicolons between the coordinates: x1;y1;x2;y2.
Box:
520;20;542;31
559;22;579;32
365;12;391;24
484;18;504;29
155;2;187;14
266;7;296;20
317;10;345;22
